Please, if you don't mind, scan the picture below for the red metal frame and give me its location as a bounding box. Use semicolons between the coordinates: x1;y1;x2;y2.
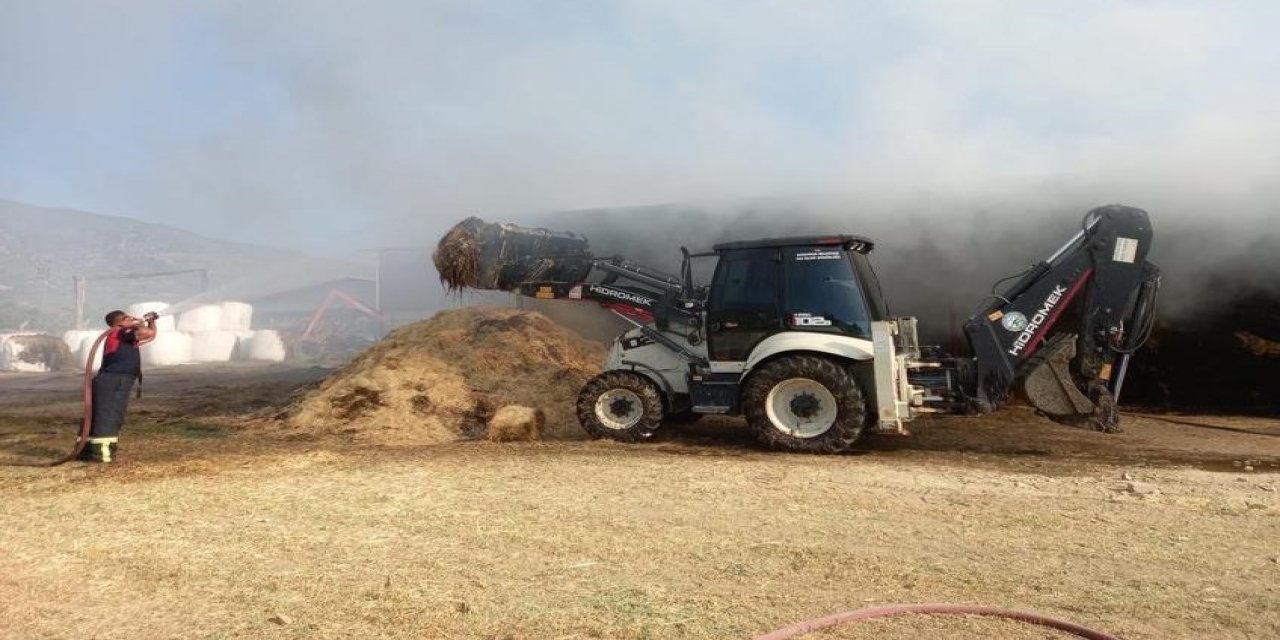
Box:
300;289;383;343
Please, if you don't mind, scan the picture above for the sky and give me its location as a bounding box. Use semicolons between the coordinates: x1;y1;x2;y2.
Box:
2;0;1280;260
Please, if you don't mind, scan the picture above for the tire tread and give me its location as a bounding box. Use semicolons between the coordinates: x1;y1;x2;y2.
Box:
742;355;866;453
576;371;665;442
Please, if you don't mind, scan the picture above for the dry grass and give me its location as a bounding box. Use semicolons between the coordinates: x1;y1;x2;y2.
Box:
2;362;1279;639
2;434;1278;639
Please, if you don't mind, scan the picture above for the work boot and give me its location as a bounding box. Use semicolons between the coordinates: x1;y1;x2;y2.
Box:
77;437;119;463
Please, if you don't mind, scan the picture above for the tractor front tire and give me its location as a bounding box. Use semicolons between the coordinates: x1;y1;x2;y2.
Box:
742;355;866;453
577;371;665;443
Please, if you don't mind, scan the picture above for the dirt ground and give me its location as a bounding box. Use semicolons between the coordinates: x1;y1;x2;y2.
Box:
2;364;1278;639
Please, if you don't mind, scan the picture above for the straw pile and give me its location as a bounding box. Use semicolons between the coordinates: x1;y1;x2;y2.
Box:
284;306;606;444
433;217;484;292
1236;331;1280;358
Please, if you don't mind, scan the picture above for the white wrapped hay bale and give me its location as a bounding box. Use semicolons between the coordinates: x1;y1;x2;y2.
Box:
189;331;239;362
219;302;254;332
142;331;192;366
76;335;104;370
240;330;286;362
229;331;254;360
177;304;223;333
125;302;177;332
126;301;167;317
232;331;255;359
63;329;100;353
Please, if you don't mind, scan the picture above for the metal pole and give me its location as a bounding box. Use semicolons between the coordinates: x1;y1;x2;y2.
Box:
1045;214;1101;265
73;275;85;330
1111;353;1132;404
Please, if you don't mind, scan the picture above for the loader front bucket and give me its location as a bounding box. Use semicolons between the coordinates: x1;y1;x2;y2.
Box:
434;217;595;292
1020;333;1120;432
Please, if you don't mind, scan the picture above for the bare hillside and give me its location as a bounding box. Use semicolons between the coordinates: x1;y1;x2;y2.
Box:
0;199;360;329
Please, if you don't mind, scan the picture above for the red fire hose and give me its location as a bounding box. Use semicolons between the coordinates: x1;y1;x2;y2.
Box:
2;328;112;467
754;603;1121;640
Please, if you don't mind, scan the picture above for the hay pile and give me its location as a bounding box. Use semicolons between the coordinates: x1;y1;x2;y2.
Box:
284;306;606;444
1236;331;1280;358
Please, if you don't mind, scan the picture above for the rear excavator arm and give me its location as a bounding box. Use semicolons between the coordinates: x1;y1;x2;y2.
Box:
961;204;1161;430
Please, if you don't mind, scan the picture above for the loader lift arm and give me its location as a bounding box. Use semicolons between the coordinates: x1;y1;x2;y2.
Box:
515;252;702;328
435;217;710;363
960;204;1161;430
516;260;711;366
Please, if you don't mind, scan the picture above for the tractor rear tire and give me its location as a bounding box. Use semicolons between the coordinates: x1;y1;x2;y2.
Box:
577;371;665;443
742;355;866;453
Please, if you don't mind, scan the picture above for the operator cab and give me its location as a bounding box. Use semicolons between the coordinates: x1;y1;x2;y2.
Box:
704;235;888;362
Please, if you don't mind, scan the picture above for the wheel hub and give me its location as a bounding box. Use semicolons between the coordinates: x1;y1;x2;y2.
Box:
764;377;839;438
595;388;645;430
609;397;636;418
789;392;822;418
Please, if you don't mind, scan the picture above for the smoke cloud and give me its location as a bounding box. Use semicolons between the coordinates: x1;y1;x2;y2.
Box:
2;1;1277;319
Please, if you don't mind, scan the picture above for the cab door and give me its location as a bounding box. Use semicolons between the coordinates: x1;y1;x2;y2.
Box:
705;248;783;361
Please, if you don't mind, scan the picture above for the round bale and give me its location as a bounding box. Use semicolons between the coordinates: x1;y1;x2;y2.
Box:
486;405;546;442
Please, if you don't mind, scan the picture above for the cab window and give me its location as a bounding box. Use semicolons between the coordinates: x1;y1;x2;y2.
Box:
710;248;779;314
783;246;873;337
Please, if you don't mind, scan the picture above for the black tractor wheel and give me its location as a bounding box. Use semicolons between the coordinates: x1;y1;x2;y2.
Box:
742;355;867;453
577;371;666;442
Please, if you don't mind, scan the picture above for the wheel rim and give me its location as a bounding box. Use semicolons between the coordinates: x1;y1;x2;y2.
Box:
595;388;645;430
764;378;837;438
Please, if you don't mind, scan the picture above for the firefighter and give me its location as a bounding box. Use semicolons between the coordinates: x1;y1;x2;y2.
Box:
79;310;158;463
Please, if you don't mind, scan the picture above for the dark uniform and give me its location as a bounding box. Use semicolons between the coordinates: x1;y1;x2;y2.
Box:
80;326;142;462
